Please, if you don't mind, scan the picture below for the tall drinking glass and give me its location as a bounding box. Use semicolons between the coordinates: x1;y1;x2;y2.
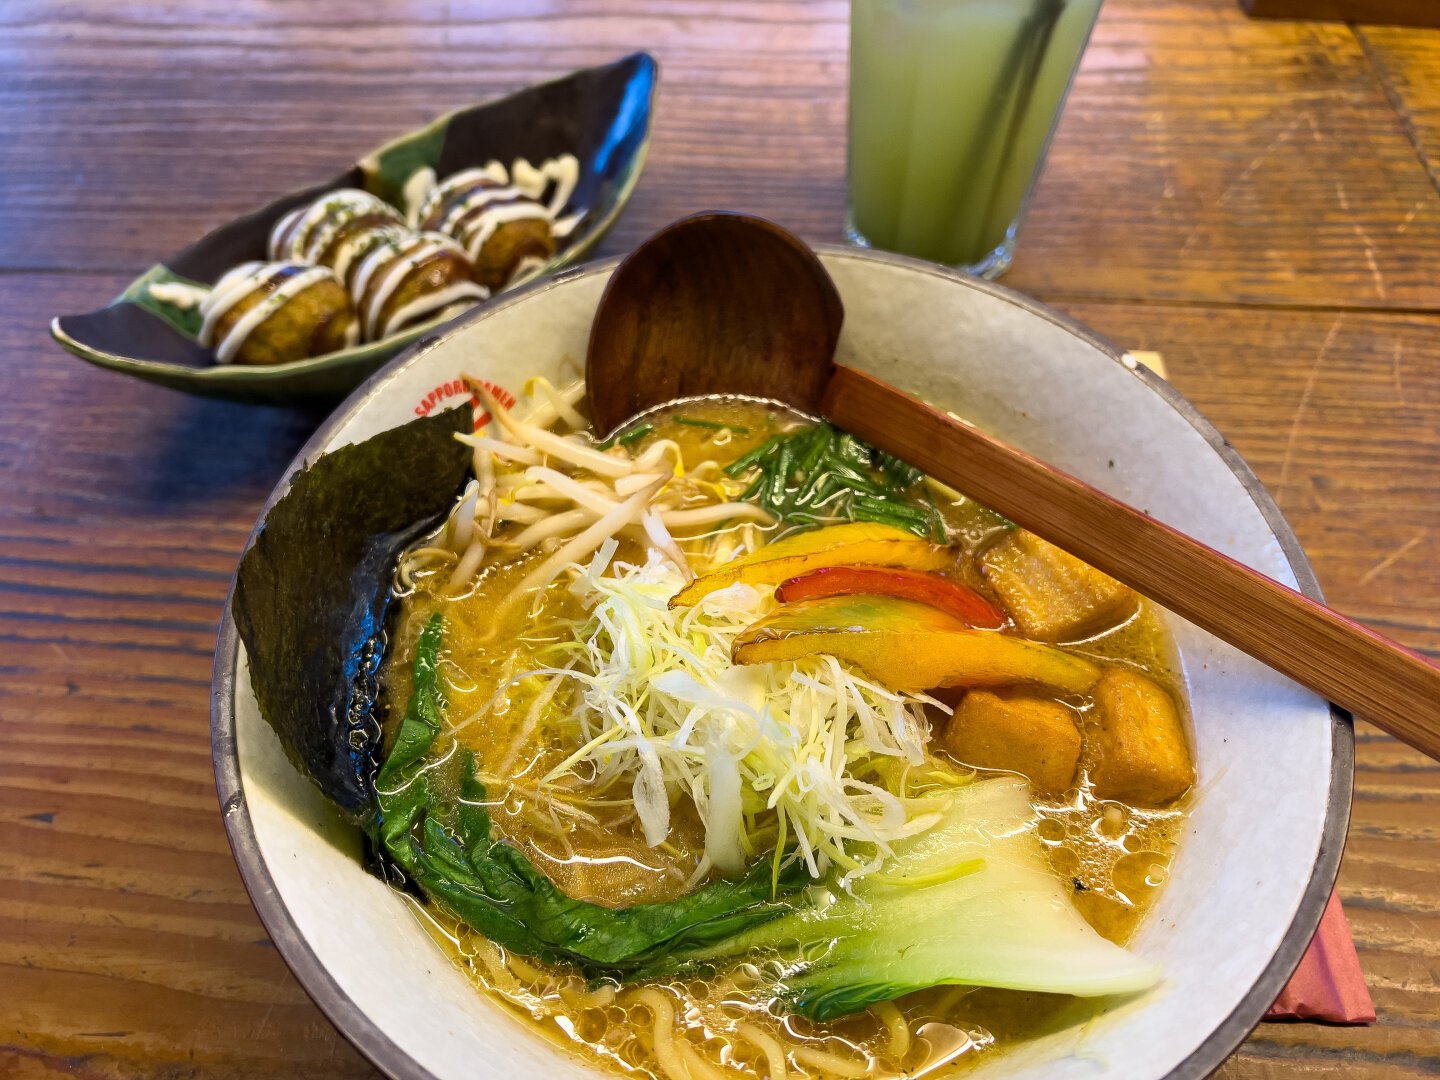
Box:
847;0;1103;278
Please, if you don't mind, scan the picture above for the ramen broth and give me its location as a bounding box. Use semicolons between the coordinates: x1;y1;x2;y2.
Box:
385;397;1190;1079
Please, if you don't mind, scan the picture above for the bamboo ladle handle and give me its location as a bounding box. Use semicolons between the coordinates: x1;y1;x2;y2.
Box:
825;365;1440;760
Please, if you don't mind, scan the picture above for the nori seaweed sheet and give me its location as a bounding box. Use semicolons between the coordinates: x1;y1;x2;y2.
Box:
233;405;473;817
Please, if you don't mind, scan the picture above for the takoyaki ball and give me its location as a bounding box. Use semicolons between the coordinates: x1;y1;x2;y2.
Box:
199;262;358;366
470;215;555;293
352;233;486;342
268;189;406;280
328;221;413;293
415;169;557;293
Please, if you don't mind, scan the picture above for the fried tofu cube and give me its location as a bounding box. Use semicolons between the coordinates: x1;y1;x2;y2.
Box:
980;530;1138;642
941;690;1082;796
1090;669;1195;806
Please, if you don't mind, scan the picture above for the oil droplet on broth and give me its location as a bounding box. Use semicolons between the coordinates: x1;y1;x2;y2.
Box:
1036;817;1066;843
913;1024;978;1078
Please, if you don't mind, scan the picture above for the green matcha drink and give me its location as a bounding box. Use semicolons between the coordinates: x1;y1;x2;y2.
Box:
848;0;1103;277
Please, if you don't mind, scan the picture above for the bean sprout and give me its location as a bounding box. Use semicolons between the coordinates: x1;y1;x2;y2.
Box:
398;376;774;599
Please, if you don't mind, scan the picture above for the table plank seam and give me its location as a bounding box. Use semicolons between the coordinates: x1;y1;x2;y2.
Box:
1353;26;1440;199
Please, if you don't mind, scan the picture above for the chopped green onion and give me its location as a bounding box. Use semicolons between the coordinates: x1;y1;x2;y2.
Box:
852;496;931;523
596;422;654;450
725;421;948;539
826;473;886;498
618;423;654;446
675;416;750;434
851;505;931;536
880;452;924;488
768;441;795;507
724;436;782;477
923;487;947;544
794;469;837;506
796;425;832;477
832;434;873;470
823;462;884;493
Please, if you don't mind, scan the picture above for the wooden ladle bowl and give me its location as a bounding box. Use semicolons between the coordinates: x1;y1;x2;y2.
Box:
586;212;843;434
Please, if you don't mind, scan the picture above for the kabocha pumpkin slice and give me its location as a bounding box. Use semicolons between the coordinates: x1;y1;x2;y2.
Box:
775;565;1007;629
672;522;952;608
731;595;1100;695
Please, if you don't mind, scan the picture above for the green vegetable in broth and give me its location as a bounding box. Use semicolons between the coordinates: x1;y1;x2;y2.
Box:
725;422;945;539
674;415;749;434
371;614;809;973
644;777;1160;1020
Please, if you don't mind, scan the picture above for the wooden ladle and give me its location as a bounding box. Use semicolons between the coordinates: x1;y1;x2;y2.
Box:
586;211;1440;761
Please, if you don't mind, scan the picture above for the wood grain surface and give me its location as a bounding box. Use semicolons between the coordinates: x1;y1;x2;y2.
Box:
3;0;1439;1077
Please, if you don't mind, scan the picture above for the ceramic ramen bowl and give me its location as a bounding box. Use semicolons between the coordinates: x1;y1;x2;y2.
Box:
212;246;1351;1080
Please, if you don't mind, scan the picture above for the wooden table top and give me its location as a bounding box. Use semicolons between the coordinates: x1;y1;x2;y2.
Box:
4;0;1438;1076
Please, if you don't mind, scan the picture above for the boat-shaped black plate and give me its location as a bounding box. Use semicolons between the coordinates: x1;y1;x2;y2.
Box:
50;53;657;404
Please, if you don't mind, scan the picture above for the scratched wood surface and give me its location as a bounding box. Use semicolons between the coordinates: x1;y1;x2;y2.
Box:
3;0;1440;1077
1357;23;1440;184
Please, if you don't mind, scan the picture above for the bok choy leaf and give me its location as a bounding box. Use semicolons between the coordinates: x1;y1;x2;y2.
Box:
370;613;807;973
642;776;1161;1019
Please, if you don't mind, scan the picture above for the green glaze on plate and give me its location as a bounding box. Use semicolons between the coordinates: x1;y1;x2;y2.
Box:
50;53;658;405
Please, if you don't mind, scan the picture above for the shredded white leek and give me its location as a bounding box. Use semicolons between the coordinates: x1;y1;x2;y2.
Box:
544;547;947;884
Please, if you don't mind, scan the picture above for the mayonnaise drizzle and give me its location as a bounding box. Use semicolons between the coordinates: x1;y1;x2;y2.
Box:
402;167;438;228
302;195;399;265
460;200;552;264
440;182;531;236
148;281;210;310
356;233;484;340
416;153;581;271
510;153;580;218
271;189;396;263
266;210;305;261
219;152;583;363
198;263;335;364
331;222;410;286
379;280;485;339
199;261;269;339
507;253;548;285
351;236;405;303
551;211;584;240
363;237;447;339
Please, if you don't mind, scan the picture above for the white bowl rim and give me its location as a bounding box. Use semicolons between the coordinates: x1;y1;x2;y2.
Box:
211;244;1354;1080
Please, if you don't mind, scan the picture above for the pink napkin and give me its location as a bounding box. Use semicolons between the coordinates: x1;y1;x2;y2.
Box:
1264;891;1375;1023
